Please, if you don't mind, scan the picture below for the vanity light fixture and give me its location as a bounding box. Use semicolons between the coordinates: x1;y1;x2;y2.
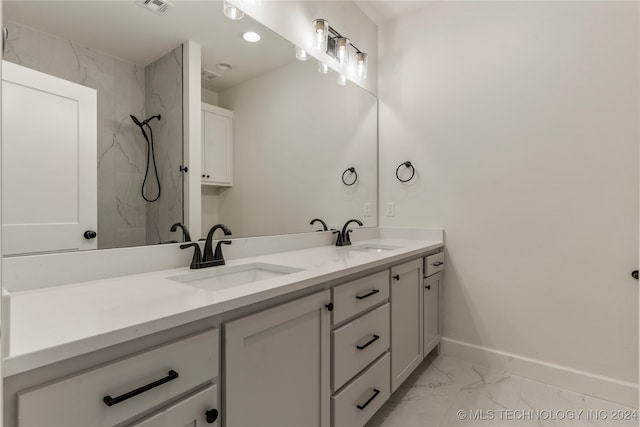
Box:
295;46;310;61
242;31;261;42
223;0;245;20
318;61;329;74
311;19;368;82
312;19;329;52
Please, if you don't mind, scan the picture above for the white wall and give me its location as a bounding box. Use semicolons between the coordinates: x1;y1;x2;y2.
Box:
202;88;218;106
213;58;377;238
379;1;639;404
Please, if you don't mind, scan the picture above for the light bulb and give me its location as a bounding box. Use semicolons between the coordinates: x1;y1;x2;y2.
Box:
312;19;328;52
295;46;310;61
335;37;350;67
355;52;368;80
223;0;245;20
337;74;347;86
318;61;329;74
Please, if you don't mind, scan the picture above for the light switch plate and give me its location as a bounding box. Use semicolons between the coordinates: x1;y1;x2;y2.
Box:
386;202;395;217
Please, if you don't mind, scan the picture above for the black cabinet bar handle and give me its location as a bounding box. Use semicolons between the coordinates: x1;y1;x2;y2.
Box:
356;334;380;350
355;289;380;300
425;285;431;290
432;261;444;266
393;274;400;280
103;370;179;407
356;388;380;410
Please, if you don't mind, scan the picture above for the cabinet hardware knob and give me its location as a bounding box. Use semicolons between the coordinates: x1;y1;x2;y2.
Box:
325;302;334;311
207;175;210;178
356;388;380;410
432;261;444;267
425;285;431;290
103;370;179;407
356;334;380;350
205;408;219;424
355;289;380;300
202;174;205;178
633;270;639;280
83;230;97;239
393;274;400;280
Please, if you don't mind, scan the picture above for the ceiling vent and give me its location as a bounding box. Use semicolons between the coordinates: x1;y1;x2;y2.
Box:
136;0;173;16
201;68;222;81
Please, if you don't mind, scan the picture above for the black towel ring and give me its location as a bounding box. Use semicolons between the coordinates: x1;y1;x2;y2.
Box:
396;161;415;182
342;167;358;186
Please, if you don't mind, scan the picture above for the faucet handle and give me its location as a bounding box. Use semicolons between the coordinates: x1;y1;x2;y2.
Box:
180;243;203;269
213;240;232;264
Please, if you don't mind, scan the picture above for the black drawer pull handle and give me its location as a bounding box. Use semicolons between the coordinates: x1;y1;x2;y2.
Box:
432;261;444;266
356;289;380;300
356;388;380;410
103;370;179;407
393;274;400;280
425;285;431;290
356;334;380;350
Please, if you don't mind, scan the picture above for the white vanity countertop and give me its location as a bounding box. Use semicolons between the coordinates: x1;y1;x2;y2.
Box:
5;237;442;376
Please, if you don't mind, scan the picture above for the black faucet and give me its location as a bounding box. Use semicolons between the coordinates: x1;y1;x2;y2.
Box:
335;219;363;246
180;224;233;269
203;224;233;267
170;222;191;242
310;218;329;231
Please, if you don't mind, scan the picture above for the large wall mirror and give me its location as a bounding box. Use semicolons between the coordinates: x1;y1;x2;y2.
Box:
1;0;378;255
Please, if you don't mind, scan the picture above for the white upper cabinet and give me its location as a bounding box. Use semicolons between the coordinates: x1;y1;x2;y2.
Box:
1;61;97;255
201;103;232;187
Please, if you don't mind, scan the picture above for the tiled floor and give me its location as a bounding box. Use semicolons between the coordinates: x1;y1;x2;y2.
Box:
366;353;638;427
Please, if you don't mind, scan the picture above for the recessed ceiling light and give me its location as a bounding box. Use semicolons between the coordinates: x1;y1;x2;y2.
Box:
216;63;232;71
242;31;261;43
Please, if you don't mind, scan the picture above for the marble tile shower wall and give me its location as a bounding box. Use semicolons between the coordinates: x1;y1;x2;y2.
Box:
144;46;183;245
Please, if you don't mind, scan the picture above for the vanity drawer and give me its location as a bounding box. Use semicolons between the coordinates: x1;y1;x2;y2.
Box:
332;270;389;325
424;252;445;277
17;329;219;427
332;352;390;427
333;303;389;391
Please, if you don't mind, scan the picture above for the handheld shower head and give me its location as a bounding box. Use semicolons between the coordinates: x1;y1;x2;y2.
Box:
130;115;143;127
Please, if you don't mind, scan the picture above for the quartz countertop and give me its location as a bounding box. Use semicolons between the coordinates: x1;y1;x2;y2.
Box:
4;237;442;376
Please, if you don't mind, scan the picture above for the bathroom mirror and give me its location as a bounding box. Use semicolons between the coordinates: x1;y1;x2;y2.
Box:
1;0;377;253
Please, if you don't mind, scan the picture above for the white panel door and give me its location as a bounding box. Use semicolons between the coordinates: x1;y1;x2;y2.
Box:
224;290;331;427
390;259;423;392
2;61;97;255
201;103;232;186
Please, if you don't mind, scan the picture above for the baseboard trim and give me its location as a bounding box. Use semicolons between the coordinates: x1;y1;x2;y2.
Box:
440;337;638;408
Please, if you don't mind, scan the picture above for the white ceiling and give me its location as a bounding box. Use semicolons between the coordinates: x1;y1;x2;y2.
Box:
3;0;295;92
354;0;434;25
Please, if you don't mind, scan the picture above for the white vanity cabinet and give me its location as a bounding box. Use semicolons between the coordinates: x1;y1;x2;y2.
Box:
330;271;391;427
201;103;233;186
15;329;219;427
224;290;331;427
390;258;424;392
424;271;442;356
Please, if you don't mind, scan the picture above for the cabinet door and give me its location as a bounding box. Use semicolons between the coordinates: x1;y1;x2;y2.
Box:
390;259;423;392
225;290;331;427
130;385;219;427
201;105;232;186
2;61;97;255
424;272;441;356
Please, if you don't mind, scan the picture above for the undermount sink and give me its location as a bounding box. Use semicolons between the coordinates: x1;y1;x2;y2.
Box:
349;244;401;253
167;263;303;292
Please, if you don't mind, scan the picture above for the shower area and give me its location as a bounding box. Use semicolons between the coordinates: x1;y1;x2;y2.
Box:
3;20;184;249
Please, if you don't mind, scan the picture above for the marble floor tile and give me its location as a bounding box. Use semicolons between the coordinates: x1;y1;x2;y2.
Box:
365;353;637;427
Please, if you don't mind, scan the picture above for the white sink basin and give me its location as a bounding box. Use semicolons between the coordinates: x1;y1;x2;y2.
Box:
349;244;401;253
167;263;303;292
